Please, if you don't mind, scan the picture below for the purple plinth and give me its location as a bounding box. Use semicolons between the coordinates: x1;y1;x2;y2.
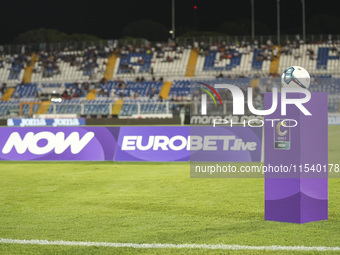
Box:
264;92;328;223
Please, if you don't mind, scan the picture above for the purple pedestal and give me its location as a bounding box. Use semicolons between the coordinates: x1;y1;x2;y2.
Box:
264;92;328;223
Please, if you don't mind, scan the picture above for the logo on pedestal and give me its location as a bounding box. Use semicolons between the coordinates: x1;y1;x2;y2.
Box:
274;120;290;150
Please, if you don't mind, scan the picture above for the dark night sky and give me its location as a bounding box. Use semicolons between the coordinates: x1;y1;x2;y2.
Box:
1;0;339;44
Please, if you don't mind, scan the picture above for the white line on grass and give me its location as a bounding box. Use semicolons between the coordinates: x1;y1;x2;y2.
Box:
1;238;340;252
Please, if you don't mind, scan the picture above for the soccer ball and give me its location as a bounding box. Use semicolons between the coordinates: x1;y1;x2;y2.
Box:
281;66;310;89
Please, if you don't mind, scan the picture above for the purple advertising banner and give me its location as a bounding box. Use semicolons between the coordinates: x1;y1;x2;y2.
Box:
190;126;262;162
0;127;119;161
115;126;262;162
115;126;190;162
0;126;263;162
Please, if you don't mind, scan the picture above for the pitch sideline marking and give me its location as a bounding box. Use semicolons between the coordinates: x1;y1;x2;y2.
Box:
1;238;340;251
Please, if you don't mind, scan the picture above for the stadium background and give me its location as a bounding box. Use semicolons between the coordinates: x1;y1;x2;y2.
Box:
1;0;340;253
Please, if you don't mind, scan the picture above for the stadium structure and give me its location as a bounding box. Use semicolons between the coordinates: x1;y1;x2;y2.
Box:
1;35;340;120
1;35;340;254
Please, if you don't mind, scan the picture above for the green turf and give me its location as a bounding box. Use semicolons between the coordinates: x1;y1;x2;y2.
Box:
0;126;340;254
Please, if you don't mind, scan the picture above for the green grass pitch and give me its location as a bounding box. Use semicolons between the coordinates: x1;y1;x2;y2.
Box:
0;126;340;254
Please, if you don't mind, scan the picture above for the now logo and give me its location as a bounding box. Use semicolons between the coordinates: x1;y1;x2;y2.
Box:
2;131;95;155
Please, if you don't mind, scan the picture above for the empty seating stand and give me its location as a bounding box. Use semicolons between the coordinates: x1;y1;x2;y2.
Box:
47;99;114;115
98;80;163;98
0;99;40;115
11;84;37;99
120;99;169;117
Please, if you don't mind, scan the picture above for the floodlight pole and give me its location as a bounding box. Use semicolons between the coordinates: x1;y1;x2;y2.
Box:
302;0;306;42
172;0;175;39
251;0;255;40
277;0;280;45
